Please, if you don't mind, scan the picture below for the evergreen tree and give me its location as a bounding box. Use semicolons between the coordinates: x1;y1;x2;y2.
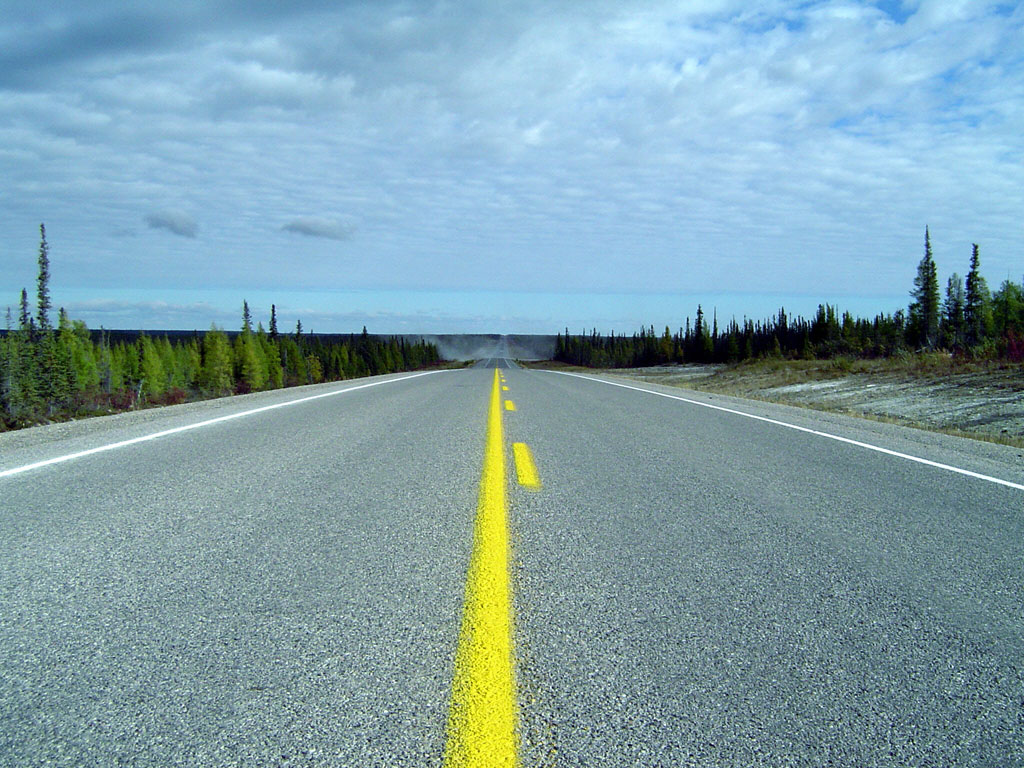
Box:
1;307;39;421
269;304;278;340
257;325;283;388
7;291;40;419
992;279;1024;343
908;227;940;349
19;288;32;334
36;327;60;412
964;243;992;348
36;224;52;333
242;300;252;334
51;308;78;407
942;273;965;350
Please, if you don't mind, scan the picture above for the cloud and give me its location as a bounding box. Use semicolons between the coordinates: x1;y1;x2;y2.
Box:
2;2;1022;332
282;217;352;241
145;210;198;238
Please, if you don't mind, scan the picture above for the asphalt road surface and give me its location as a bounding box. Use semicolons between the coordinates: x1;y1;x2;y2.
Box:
2;352;1023;766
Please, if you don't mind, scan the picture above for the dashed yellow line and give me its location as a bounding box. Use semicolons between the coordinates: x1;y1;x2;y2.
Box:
504;400;516;411
502;385;509;391
512;443;541;490
443;369;518;768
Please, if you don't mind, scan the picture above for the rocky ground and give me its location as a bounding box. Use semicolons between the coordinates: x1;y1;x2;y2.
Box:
601;358;1024;447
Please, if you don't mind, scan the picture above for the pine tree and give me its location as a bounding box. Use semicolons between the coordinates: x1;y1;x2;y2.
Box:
909;227;940;349
242;300;252;334
269;304;278;339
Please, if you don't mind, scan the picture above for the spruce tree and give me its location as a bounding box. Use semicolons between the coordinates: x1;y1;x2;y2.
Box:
36;224;52;333
2;306;39;421
269;304;278;339
964;243;992;348
52;308;77;406
242;300;252;334
19;288;32;334
942;273;965;350
909;227;940;349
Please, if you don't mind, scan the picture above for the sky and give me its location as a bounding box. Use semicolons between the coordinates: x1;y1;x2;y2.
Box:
1;0;1021;334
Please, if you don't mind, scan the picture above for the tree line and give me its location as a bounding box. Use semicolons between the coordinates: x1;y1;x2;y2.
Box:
1;225;440;429
556;228;1024;368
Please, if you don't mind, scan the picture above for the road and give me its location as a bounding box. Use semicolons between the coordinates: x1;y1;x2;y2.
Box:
2;350;1023;766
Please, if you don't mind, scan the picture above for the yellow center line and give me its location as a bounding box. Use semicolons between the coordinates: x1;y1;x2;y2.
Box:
512;443;541;490
443;368;518;768
504;400;516;411
502;385;509;391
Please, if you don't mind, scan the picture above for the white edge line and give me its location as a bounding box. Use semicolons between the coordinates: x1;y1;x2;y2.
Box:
544;369;1024;492
0;370;452;479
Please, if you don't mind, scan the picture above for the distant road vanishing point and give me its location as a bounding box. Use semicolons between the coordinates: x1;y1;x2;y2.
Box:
2;339;1022;766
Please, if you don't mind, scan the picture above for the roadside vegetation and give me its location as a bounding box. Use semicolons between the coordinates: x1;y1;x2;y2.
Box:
0;225;440;431
554;228;1023;368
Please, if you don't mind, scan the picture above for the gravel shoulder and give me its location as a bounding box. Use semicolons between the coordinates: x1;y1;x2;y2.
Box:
581;358;1024;447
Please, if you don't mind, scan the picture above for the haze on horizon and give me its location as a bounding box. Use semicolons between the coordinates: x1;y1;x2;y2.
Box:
1;1;1021;334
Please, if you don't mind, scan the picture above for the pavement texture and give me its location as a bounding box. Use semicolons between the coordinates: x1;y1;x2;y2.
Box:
2;356;1023;766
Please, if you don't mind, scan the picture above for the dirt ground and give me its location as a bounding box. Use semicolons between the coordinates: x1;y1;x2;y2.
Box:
603;358;1024;447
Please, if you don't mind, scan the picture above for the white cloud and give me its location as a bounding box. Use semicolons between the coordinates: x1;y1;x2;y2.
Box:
1;1;1021;331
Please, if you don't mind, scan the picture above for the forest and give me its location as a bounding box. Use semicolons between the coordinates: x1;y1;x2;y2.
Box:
0;226;440;430
555;229;1024;368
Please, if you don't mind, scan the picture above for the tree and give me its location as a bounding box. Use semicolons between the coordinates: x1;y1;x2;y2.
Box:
1;306;39;421
269;304;278;340
51;308;79;407
139;335;166;398
7;290;40;418
201;326;234;394
257;325;283;389
19;288;32;335
242;299;252;334
234;332;267;391
942;273;965;350
908;227;940;349
36;224;52;333
964;243;992;348
992;279;1024;341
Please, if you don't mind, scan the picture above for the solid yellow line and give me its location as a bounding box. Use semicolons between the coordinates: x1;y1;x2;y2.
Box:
504;400;515;411
443;368;518;768
512;443;541;490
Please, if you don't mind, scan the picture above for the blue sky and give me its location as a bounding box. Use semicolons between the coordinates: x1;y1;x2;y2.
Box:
1;0;1021;333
